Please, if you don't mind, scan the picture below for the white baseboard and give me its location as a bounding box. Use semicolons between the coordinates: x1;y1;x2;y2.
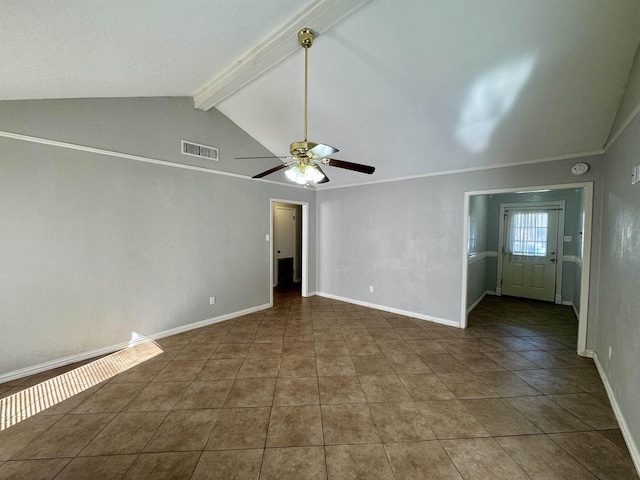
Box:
466;290;496;314
467;291;488;314
592;352;640;476
0;303;271;384
561;300;580;319
315;292;460;328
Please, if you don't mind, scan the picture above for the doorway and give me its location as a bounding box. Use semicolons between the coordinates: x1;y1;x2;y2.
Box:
270;199;310;305
461;183;594;356
497;201;565;303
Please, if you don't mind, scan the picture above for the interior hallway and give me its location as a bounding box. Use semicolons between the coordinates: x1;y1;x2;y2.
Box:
0;291;637;479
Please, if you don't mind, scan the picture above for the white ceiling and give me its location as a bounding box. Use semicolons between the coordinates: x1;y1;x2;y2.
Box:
2;0;640;188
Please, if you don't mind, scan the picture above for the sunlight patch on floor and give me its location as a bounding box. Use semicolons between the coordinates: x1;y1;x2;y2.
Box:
0;334;162;431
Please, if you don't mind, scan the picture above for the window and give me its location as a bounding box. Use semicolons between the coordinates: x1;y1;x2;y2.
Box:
508;211;549;256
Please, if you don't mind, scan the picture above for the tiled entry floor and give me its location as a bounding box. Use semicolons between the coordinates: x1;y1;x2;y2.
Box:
0;291;637;479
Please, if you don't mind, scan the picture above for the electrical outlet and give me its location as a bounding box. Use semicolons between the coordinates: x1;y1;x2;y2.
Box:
369;286;374;293
563;235;572;242
209;296;216;305
608;345;612;360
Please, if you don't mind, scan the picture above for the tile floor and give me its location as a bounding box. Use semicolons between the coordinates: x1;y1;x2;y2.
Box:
0;290;638;479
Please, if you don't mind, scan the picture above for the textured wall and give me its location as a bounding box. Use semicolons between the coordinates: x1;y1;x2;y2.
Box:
0;98;316;376
317;156;603;327
596;100;640;456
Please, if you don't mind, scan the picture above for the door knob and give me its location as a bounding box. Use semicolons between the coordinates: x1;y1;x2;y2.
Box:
550;258;556;263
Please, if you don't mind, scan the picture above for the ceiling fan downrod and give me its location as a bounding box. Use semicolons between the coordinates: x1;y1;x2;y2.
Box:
298;28;314;143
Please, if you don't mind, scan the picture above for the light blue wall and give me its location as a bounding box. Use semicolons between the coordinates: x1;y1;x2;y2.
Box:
467;195;489;308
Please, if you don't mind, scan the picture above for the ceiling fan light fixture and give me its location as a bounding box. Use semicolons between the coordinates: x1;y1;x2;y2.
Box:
285;164;325;185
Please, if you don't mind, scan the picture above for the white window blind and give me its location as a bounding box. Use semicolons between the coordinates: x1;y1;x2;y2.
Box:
507;211;549;256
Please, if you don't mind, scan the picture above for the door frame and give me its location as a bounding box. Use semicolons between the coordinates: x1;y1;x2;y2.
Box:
496;200;565;304
460;182;594;357
273;204;298;287
270;198;310;305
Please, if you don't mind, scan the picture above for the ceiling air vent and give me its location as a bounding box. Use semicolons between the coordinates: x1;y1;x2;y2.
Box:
181;140;219;161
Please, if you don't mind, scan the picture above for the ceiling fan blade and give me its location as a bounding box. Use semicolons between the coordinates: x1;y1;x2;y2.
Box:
236;156;291;160
314;165;330;184
309;143;338;159
326;159;375;175
252;163;289;179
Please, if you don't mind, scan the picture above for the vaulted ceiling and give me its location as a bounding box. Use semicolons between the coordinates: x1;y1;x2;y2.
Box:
2;0;640;187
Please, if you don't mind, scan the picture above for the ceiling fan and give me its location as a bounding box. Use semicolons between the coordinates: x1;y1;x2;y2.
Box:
237;28;375;185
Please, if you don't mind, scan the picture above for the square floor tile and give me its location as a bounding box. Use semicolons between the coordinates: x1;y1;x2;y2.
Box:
351;355;395;375
274;377;319;405
144;409;220;452
123;452;200;480
223;378;275;407
506;396;591;433
325;444;395;480
416;400;490;439
0;458;70;480
496;434;597;479
279;356;317;377
260;446;326;480
266;405;323;447
397;374;455;401
212;343;251;359
441;438;529;479
55;455;137;480
174;380;233;409
359;375;412;403
550;431;640;480
368;402;435;442
460;398;541;436
316;356;356;376
384;441;462;480
548;393;619;430
192;450;263;480
321;404;380;444
14;413;115;459
318;376;366;405
237;357;280;379
385;354;432;374
0;415;63;460
282;342;316;357
152;359;207;382
80;411;168;455
196;358;243;381
125;382;190;411
72;383;145;413
205;407;270;450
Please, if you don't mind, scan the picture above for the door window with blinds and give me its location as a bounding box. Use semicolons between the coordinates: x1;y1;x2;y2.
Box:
507;210;549;256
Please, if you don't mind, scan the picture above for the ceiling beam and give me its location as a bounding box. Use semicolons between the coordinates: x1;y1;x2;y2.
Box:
192;0;371;111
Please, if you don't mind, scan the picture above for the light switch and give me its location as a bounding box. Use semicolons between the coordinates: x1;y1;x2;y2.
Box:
265;234;270;241
563;236;572;242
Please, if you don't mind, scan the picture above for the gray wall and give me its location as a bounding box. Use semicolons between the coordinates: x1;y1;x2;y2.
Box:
596;66;640;455
0;98;316;376
317;156;603;334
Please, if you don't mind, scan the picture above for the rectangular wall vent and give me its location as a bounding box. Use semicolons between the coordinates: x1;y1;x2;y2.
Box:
181;140;219;161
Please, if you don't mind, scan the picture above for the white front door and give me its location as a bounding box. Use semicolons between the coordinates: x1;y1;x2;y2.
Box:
502;208;559;302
